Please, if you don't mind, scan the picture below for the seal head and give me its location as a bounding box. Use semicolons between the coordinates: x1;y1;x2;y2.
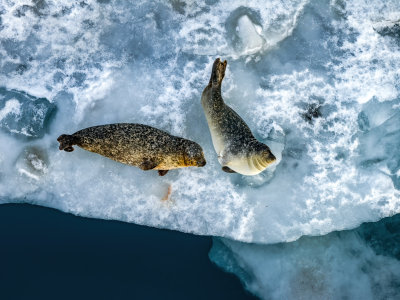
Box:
182;140;207;167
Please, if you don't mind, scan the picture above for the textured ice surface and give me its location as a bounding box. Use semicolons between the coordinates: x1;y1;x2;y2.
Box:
210;213;400;300
0;0;400;244
179;0;307;59
0;88;56;138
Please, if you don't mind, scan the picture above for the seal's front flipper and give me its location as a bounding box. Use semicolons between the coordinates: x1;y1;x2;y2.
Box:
139;159;158;171
222;166;236;173
158;170;169;176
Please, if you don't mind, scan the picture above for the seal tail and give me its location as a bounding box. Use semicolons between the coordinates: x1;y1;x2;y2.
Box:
208;58;227;87
57;134;77;152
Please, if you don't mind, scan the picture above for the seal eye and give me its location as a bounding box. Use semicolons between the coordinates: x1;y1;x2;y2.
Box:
197;157;206;167
263;149;276;164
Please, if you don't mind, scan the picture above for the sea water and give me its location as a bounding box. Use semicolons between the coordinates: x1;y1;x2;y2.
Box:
1;0;400;298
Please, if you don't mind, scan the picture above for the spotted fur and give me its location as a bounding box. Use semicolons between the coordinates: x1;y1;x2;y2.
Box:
58;123;206;176
201;58;275;175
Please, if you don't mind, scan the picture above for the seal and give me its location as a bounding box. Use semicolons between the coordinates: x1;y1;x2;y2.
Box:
57;123;206;176
201;58;276;175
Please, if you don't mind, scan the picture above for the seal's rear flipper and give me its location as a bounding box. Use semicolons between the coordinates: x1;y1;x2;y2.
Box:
158;170;168;176
222;166;236;173
209;58;227;87
57;134;77;152
64;146;74;152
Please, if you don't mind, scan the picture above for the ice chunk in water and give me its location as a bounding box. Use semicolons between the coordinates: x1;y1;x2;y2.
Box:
0;87;56;138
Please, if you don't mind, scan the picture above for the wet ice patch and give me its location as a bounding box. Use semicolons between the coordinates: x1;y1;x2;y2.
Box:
15;146;49;180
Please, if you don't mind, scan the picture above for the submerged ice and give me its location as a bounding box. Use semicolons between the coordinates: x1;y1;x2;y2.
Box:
210;213;400;300
1;0;400;297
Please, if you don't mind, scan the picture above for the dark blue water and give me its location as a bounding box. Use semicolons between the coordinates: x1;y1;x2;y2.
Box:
0;203;257;300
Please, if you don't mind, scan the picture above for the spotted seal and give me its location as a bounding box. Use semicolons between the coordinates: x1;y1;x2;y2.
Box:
57;123;206;176
201;58;276;175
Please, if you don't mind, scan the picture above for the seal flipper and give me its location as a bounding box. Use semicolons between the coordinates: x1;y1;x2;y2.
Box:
57;134;78;152
64;146;74;152
209;58;227;87
222;166;236;173
139;159;158;171
158;170;169;176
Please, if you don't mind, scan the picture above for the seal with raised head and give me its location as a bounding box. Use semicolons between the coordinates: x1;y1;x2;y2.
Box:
57;123;206;176
201;58;276;175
